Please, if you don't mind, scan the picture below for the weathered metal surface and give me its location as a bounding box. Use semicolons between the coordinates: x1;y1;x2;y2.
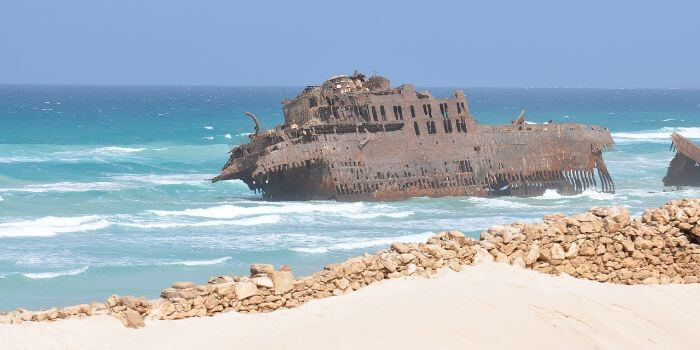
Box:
663;133;700;187
213;73;615;201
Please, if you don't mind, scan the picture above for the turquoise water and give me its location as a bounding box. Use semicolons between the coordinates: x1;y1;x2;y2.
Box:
1;85;699;311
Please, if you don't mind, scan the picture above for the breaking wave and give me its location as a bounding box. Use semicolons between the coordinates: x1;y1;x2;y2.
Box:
0;216;110;238
150;202;366;219
536;189;617;201
118;215;281;229
23;266;89;279
612;127;700;143
93;146;146;154
163;256;231;266
0;181;125;193
291;231;435;254
463;197;535;209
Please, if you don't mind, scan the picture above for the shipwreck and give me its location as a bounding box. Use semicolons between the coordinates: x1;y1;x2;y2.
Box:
213;73;615;201
663;133;700;187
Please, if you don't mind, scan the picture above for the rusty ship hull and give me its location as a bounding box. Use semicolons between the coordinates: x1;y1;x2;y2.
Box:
213;73;614;201
663;132;700;187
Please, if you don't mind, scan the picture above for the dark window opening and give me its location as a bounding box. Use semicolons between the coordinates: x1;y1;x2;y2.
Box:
393;106;399;120
325;97;331;105
410;105;416;118
398;106;403;120
444;103;448;117
443;119;454;133
371;106;378;121
426;121;437;134
422;104;428;115
380;105;387;121
332;106;338;118
461;102;466;111
309;97;318;107
456;102;461;114
439;103;445;117
413;121;421;135
427;104;433;118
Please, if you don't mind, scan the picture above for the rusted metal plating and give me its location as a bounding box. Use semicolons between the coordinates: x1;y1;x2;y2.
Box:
213;73;615;201
663;133;700;187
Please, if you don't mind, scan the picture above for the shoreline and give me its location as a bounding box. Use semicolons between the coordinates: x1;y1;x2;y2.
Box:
2;198;700;347
3;262;700;349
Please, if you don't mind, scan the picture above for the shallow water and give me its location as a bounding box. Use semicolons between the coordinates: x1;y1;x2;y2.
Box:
1;85;699;310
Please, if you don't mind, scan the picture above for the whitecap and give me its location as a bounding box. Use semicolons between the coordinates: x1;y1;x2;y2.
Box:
291;231;435;254
203;136;214;140
612;127;700;143
23;266;89;279
164;257;231;266
534;188;618;201
151;147;169;151
204;126;214;130
149;202;365;219
0;195;3;201
0;181;124;193
662;118;675;122
118;215;281;229
237;132;252;137
463;197;535;209
0;216;110;238
224;133;232;139
342;211;414;219
93;146;146;154
109;173;214;186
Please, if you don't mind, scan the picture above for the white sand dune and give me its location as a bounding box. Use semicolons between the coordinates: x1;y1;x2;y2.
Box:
3;262;700;350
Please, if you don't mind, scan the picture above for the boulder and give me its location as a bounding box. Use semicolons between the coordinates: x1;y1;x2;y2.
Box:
379;258;398;272
525;244;540;265
172;281;196;289
251;276;274;288
270;270;294;295
391;242;411;254
235;281;257;299
550;243;565;260
250;264;274;275
121;309;145;329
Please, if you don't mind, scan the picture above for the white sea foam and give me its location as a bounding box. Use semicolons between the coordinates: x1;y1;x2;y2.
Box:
23;266;89;279
224;133;232;139
203;136;214;140
93;146;146;154
0;195;3;201
463;197;535;209
165;256;231;266
204;126;214;130
662;118;675;122
342;211;414;219
0;181;124;193
0;216;110;238
149;202;365;219
535;188;617;201
151;147;169;151
291;231;435;254
237;132;252;137
118;215;280;229
612;127;700;143
109;173;214;186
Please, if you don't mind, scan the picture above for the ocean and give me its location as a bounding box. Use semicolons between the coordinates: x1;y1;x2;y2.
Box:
0;85;699;311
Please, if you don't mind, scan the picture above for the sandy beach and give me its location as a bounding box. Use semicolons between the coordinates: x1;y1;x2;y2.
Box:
3;262;700;350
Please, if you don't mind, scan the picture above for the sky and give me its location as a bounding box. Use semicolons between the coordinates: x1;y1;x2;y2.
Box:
1;0;698;88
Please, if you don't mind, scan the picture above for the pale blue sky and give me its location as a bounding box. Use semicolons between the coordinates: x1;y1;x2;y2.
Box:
1;0;698;87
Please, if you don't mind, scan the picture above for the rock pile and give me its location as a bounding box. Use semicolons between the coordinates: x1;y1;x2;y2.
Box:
3;198;700;327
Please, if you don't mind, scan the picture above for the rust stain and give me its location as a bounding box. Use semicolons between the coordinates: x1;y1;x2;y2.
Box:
663;133;700;187
213;73;615;201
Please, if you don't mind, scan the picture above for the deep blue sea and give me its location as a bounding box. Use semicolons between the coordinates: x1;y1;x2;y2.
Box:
1;85;699;311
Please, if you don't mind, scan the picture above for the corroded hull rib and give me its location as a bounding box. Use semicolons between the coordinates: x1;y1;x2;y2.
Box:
663;133;700;187
214;73;615;201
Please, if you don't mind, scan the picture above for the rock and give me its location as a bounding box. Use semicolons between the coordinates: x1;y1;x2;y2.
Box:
642;276;660;285
106;295;120;308
387;272;403;279
550;243;565;260
565;242;578;259
525;244;540;265
448;261;462;272
172;281;196;289
379;258;398;272
250;264;274;275
494;252;509;264
270;271;295;295
621;239;635;252
121;309;145;329
251;276;274;288
391;242;411;254
235;281;258;299
214;282;236;297
473;246;494;263
280;265;292;272
511;257;526;268
335;277;350;290
406;263;417;275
